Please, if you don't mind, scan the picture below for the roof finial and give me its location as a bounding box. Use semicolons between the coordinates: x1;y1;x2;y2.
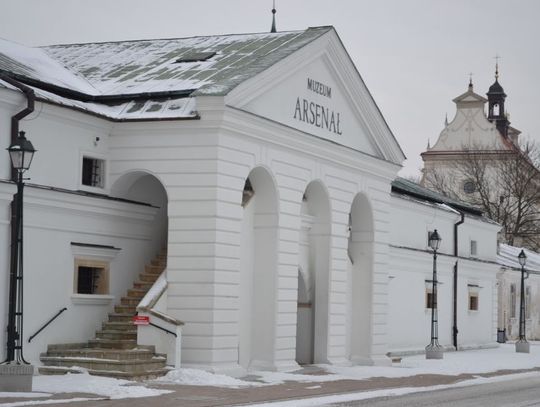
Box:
427;138;431;149
494;54;501;80
445;113;448;126
468;72;473;89
270;0;277;33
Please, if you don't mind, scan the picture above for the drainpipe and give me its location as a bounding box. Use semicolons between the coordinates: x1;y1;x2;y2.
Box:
453;211;465;350
0;74;35;181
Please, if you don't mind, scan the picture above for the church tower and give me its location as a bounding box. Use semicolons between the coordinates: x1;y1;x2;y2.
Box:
486;62;509;137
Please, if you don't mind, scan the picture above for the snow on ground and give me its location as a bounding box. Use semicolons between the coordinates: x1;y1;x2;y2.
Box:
2;343;540;405
32;371;172;399
245;372;540;407
0;393;49;399
253;343;540;385
154;368;254;388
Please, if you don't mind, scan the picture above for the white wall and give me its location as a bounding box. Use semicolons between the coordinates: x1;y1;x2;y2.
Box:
0;182;160;363
387;194;500;353
0;89;113;193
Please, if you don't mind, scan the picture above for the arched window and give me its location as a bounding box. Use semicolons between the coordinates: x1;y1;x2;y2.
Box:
493;103;500;116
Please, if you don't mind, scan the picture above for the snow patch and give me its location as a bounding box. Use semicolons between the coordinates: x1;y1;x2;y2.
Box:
154;368;255;388
32;372;171;399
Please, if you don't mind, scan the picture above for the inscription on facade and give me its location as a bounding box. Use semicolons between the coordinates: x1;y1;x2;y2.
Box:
293;78;342;135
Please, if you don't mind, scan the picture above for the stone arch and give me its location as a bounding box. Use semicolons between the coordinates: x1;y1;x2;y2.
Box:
348;192;374;364
296;180;331;365
111;170;168;255
238;166;279;370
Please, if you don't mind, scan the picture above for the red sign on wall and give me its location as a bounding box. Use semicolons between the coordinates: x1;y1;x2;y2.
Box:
133;315;150;325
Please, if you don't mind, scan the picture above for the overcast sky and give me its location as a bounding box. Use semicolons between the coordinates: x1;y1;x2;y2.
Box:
1;0;538;177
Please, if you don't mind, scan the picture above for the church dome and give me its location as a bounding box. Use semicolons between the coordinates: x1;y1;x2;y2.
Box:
488;79;505;95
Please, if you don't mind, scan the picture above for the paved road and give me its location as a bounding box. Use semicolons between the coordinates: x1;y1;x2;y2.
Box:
327;375;540;406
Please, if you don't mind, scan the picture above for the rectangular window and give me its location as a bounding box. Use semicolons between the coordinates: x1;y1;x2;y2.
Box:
470;240;478;256
526;286;531;319
82;157;105;188
426;289;437;309
510;284;517;318
74;260;109;295
469;293;479;311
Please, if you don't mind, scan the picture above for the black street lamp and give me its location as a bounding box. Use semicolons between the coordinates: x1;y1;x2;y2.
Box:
516;249;530;353
3;131;35;364
426;229;443;359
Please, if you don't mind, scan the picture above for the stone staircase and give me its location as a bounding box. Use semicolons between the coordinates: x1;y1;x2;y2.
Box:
39;250;169;379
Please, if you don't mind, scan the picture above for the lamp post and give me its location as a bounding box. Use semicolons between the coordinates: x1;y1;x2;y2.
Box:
3;131;35;365
426;229;443;359
516;249;530;353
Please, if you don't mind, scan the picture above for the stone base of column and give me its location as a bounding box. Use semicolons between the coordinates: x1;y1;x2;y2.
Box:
0;364;34;392
425;347;444;359
515;341;530;353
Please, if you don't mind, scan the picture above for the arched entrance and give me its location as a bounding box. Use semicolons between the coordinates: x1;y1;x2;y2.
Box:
296;181;330;365
238;167;278;370
111;171;168;256
348;193;374;364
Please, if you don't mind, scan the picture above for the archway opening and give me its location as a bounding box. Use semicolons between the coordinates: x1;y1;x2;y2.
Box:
239;167;278;370
296;181;330;365
348;193;374;364
111;171;168;257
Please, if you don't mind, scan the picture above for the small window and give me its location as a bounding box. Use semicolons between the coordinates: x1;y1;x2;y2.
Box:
526;286;531;319
470;240;478;256
510;284;517;318
74;260;109;295
469;292;479;311
463;180;476;194
82;157;105;188
426;289;437;309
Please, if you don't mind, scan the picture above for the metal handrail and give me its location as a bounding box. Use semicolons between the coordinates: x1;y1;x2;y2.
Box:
149;322;177;337
28;307;67;343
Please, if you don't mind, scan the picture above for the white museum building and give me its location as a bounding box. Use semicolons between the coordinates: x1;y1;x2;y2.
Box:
0;26;501;378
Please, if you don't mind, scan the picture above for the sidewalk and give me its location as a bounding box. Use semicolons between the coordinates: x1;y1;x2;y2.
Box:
2;344;540;406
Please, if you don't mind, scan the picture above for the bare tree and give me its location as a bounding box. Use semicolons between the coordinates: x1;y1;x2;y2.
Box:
423;140;540;250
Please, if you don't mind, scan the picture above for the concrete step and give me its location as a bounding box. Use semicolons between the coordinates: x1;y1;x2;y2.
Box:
41;348;155;361
133;281;153;290
96;330;137;341
81;367;170;380
145;265;164;275
46;343;88;352
126;289;146;299
120;297;140;307
108;312;134;323
150;259;166;267
139;272;160;283
38;366;86;375
114;305;136;314
103;321;135;331
40;355;167;374
88;338;137;349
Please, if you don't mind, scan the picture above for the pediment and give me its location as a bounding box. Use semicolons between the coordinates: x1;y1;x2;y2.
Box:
225;29;405;165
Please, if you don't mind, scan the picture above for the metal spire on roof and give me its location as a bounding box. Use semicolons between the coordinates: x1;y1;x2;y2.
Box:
468;72;473;90
445;113;448;127
494;54;501;80
270;0;277;33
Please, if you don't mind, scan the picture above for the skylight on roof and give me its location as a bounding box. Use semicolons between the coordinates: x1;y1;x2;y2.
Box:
175;52;216;63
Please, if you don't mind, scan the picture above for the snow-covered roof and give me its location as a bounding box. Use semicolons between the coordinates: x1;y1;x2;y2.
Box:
0;27;332;120
497;243;540;272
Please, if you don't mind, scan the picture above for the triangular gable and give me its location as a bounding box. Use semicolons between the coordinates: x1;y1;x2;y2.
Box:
225;28;405;165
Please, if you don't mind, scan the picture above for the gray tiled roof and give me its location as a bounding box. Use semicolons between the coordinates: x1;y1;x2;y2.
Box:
392;177;483;216
0;27;332;120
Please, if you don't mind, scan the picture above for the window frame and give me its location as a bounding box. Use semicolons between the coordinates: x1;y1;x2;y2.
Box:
79;152;108;193
70;243;120;305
